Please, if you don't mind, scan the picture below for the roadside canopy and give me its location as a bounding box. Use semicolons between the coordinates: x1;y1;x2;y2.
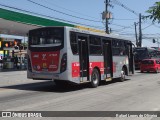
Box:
0;8;74;36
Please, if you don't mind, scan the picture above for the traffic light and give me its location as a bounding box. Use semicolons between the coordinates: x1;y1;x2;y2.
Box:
5;43;8;47
153;39;156;43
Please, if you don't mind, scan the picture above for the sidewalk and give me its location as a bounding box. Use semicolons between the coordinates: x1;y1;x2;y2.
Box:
0;68;26;72
0;64;26;72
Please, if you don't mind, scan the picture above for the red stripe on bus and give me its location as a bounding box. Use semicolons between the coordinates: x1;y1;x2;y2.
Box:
72;62;116;78
89;62;104;75
113;62;116;73
72;62;80;77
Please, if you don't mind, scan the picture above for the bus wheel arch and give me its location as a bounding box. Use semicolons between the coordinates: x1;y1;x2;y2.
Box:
90;67;101;88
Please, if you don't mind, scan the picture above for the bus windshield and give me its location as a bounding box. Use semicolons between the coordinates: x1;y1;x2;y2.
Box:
30;37;62;47
134;47;160;61
134;48;149;60
28;27;64;50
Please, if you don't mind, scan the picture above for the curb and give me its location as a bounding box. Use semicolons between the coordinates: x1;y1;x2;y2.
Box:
0;68;26;72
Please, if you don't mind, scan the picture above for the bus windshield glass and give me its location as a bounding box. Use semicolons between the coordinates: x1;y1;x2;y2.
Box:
134;47;159;61
29;27;64;50
30;37;62;47
134;48;148;60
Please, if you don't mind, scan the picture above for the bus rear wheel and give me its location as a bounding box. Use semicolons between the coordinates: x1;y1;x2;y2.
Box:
90;68;100;88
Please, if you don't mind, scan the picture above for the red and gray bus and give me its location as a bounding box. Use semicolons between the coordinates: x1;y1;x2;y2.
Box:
27;26;134;87
133;47;160;69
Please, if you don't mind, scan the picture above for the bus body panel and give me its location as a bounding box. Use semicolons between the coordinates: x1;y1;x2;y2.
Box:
112;56;129;78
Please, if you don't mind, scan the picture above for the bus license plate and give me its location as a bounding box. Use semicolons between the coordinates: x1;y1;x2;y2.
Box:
42;69;48;72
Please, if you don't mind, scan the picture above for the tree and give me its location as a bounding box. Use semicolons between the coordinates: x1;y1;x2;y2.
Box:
146;2;160;23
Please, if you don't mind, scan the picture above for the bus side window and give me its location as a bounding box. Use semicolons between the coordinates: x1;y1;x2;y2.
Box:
113;47;120;56
89;36;102;55
112;40;128;56
119;41;126;56
70;32;78;55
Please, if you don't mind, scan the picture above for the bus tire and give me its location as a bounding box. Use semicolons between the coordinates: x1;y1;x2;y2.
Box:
119;67;126;82
90;68;100;88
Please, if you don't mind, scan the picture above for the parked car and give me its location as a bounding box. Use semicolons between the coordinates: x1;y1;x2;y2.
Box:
140;59;160;73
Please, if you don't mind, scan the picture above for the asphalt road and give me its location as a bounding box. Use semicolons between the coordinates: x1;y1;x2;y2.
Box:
0;70;160;120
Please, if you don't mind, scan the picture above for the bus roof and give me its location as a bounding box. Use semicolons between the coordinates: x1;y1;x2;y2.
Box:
29;26;135;42
67;26;135;42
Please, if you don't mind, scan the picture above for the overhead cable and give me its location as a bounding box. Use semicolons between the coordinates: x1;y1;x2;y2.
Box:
41;0;99;20
112;0;139;16
0;3;104;29
26;0;102;23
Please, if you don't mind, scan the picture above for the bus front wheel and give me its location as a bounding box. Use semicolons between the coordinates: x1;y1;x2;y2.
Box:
90;68;100;88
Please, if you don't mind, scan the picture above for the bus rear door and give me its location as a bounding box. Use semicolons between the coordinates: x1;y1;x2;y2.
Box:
103;40;113;80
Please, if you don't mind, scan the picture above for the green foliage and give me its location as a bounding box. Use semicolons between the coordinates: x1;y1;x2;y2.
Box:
146;2;160;23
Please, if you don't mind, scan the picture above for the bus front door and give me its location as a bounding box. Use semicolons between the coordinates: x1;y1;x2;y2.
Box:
78;35;89;81
103;40;113;80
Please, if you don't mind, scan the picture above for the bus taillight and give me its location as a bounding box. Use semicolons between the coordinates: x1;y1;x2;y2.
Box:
60;53;67;73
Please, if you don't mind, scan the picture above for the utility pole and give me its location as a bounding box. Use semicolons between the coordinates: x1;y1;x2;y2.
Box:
134;22;138;47
105;0;109;34
138;13;142;47
102;0;112;34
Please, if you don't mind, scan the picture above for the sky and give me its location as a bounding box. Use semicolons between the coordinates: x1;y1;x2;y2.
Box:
0;0;160;47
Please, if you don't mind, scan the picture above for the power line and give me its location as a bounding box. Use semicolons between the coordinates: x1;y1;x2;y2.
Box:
41;0;100;20
111;23;134;29
142;24;153;30
113;30;135;35
109;22;135;34
112;0;139;16
0;3;105;29
153;24;160;28
144;39;156;44
111;18;138;21
143;33;160;36
26;0;102;23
